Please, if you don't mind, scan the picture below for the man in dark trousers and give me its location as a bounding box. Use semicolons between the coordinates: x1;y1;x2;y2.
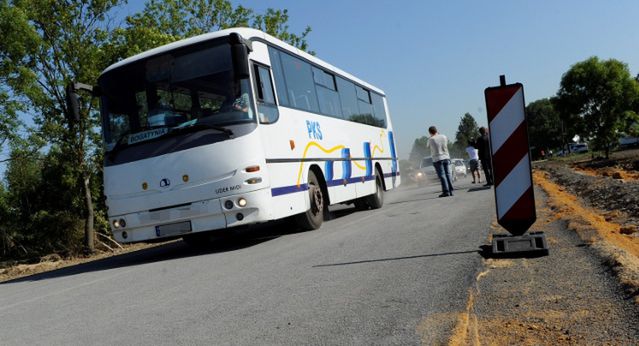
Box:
475;127;494;186
427;126;454;197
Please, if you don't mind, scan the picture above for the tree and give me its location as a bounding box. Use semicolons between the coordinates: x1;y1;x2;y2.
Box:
0;0;36;154
111;0;312;59
409;136;429;163
525;98;562;155
447;142;464;159
555;57;639;158
0;0;312;257
454;113;479;148
1;0;125;253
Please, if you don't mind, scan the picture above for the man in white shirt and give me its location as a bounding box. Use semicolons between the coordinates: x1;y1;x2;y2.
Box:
465;140;481;184
427;126;454;197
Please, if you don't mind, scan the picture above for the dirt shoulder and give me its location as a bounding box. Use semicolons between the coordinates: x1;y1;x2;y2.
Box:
0;241;175;283
535;149;639;297
539;148;639;232
447;149;639;345
448;187;639;345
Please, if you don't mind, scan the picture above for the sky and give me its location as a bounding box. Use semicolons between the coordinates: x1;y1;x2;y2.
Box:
2;0;639;176
216;0;639;159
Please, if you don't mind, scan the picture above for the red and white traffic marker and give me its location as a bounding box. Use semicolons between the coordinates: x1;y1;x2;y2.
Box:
484;79;536;236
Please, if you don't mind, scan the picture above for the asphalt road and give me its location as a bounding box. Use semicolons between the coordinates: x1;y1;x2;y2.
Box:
0;176;496;345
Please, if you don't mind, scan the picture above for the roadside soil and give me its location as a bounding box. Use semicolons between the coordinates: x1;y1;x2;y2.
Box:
448;187;639;345
448;148;639;345
0;240;174;283
541;148;639;231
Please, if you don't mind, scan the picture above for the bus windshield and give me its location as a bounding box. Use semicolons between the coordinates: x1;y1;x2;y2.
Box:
98;42;254;151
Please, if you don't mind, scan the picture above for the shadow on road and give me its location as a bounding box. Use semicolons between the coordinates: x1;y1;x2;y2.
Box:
2;205;367;285
313;249;481;267
467;186;492;192
314;243;550;268
1;236;267;285
477;244;549;259
387;196;440;205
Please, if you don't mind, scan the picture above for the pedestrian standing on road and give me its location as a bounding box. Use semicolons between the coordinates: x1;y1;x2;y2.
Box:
465;140;481;184
427;126;454;197
475;127;494;186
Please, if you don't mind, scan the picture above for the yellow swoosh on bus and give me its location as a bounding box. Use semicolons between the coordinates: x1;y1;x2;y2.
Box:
296;142;345;187
296;131;387;186
372;130;385;157
353;130;386;170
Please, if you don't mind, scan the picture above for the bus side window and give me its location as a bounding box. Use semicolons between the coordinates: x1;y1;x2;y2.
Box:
253;64;279;124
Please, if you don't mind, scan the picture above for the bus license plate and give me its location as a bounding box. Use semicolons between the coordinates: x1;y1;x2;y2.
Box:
155;221;192;237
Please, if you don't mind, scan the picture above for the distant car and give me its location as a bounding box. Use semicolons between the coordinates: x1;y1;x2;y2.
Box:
413;157;437;186
569;143;588;153
452;159;467;180
413;157;458;186
619;136;639;148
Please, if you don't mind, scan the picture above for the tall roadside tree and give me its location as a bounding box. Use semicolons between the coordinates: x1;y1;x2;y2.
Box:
1;0;125;253
555;57;639;158
1;0;313;257
525;98;562;155
110;0;312;59
0;0;36;155
454;113;479;148
409;136;429;164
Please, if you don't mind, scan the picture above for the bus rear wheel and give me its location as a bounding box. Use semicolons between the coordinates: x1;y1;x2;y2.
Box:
365;171;384;209
296;170;325;230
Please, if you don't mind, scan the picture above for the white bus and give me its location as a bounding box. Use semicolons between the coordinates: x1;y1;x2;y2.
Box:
95;28;400;244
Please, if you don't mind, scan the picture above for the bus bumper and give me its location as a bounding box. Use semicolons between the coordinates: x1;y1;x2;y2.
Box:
110;188;273;243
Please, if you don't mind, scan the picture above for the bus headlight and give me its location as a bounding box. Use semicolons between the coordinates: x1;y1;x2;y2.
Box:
245;177;262;184
224;200;234;210
237;198;247;207
113;219;126;229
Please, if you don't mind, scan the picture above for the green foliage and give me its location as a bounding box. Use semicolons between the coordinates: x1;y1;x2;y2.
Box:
0;0;38;151
409;136;429;163
447;142;464;158
0;143;96;258
0;0;126;255
110;0;312;59
555;57;639;158
629;121;639;138
0;183;11;256
0;0;312;260
525;98;563;152
454;113;479;148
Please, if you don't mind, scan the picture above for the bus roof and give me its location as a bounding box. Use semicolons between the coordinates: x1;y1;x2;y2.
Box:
101;27;385;96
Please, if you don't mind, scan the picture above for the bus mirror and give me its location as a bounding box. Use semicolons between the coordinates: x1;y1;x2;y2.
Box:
65;83;81;123
232;43;250;79
230;33;251;79
65;82;98;124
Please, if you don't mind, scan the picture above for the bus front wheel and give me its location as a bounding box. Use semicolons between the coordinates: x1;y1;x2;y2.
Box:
296;170;325;230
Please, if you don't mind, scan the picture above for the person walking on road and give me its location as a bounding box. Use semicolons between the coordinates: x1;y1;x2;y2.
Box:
475;127;494;186
427;126;454;197
465;140;481;184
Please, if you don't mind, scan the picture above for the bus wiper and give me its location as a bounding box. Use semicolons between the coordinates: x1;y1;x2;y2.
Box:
107;131;132;161
168;122;233;137
108;126;159;161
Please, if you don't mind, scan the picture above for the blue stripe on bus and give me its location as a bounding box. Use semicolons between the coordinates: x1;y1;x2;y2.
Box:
270;172;400;197
271;184;309;197
326;176;375;187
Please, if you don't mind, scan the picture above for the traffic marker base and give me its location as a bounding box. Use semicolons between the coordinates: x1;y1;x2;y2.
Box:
491;232;549;256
